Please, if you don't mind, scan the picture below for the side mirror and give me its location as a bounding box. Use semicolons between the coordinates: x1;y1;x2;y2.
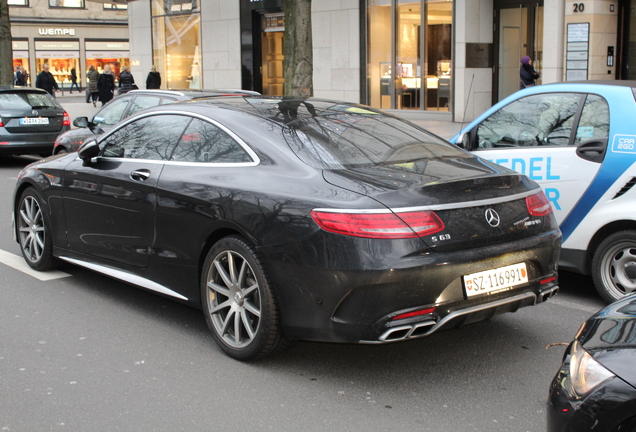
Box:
73;116;89;128
78;138;100;162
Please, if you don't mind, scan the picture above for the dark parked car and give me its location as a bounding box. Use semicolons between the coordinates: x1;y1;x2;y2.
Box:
53;89;260;154
0;86;70;156
548;293;636;431
14;97;561;360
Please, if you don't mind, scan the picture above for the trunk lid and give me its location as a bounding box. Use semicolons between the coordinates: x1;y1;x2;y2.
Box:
323;157;549;251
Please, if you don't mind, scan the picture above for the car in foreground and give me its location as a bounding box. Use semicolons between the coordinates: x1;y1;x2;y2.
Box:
547;293;636;431
451;81;636;303
0;86;70;157
52;89;260;154
14;97;561;360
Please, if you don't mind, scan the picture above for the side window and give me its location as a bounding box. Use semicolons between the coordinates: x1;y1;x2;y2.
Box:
93;97;132;126
575;95;610;145
127;96;162;117
475;93;582;148
171;118;253;163
100;115;191;160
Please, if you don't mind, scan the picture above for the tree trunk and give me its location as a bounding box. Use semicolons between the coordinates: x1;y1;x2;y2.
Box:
0;0;13;86
283;0;313;98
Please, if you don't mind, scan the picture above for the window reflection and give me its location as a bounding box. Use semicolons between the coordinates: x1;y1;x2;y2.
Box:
171;119;252;163
101;114;190;160
476;93;581;148
575;95;610;145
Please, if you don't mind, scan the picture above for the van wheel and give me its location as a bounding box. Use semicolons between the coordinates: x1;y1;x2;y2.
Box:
201;236;289;360
592;231;636;303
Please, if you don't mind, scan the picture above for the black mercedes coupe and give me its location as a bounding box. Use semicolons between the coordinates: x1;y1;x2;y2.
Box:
12;97;561;360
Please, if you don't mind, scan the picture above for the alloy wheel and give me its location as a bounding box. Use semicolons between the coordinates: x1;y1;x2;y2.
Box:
18;196;46;264
206;250;262;348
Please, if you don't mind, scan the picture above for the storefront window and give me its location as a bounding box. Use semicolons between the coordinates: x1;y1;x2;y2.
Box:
49;0;84;7
151;0;201;89
13;41;30;84
367;0;453;112
8;0;29;6
35;57;80;90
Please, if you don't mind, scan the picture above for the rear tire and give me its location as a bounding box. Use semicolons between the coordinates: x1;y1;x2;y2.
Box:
201;236;288;360
592;231;636;303
16;188;59;271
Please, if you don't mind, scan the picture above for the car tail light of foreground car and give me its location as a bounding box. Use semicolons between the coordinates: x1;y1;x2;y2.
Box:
310;210;445;239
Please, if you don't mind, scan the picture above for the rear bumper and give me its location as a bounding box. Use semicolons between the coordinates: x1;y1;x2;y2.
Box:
262;228;561;343
0;128;68;155
361;288;557;344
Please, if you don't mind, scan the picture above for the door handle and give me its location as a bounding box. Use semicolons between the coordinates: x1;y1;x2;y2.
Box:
130;169;151;181
576;138;608;163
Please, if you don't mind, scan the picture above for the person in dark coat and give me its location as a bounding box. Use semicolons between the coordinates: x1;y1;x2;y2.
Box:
97;64;116;106
520;56;540;89
86;64;100;106
118;66;136;95
14;66;21;85
15;66;27;86
70;68;80;93
146;65;161;89
35;63;60;97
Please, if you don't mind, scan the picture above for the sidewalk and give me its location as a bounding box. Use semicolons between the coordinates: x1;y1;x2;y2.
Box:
55;94;464;140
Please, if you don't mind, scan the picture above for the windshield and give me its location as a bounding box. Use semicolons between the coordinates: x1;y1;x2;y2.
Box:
0;91;61;110
283;107;468;169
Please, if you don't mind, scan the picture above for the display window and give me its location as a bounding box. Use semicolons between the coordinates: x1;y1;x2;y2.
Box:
85;58;128;83
152;0;201;89
13;58;31;85
367;0;453;112
35;56;80;90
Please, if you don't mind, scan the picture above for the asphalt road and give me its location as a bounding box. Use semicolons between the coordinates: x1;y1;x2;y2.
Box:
0;112;607;431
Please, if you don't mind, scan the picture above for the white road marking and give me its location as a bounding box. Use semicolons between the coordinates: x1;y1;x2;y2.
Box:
0;249;71;281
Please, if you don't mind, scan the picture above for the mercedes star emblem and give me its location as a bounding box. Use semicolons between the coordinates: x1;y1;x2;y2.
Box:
485;208;500;227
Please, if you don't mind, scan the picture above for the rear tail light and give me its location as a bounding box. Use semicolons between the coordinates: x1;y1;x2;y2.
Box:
311;210;444;239
62;112;71;127
0;119;3;127
392;307;436;321
526;192;553;216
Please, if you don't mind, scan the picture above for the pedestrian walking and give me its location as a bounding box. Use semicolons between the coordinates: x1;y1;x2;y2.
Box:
86;65;100;106
35;63;60;97
520;56;540;89
14;66;21;85
19;67;29;86
70;68;80;93
118;66;136;94
97;64;115;107
146;65;161;89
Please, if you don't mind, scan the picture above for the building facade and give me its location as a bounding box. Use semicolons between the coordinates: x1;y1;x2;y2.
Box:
9;0;129;89
40;0;636;121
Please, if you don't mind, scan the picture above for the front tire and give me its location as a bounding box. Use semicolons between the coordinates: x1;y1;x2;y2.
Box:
17;188;59;271
201;236;286;360
592;231;636;303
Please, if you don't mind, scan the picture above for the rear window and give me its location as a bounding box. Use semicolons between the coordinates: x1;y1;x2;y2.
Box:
0;91;61;110
284;109;468;169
